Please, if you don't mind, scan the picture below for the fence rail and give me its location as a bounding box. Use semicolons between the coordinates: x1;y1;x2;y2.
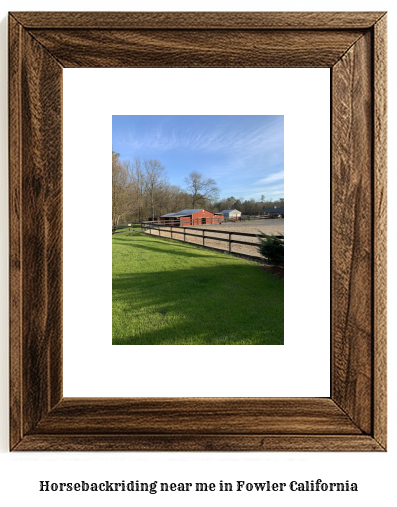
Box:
142;215;278;226
141;222;283;255
113;223;142;234
113;215;279;233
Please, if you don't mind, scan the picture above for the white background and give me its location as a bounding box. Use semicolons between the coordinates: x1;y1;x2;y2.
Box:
0;1;395;507
63;68;330;397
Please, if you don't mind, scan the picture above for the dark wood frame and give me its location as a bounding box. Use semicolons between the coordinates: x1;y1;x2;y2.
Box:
9;12;387;451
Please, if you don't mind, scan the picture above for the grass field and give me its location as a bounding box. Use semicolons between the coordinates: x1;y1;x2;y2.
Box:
112;231;284;345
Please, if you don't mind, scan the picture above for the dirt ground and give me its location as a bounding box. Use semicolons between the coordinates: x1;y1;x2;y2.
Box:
144;220;284;259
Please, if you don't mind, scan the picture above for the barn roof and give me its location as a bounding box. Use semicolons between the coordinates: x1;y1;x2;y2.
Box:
218;209;241;213
161;209;208;217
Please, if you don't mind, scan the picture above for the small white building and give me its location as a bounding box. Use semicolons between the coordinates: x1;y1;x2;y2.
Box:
217;209;242;219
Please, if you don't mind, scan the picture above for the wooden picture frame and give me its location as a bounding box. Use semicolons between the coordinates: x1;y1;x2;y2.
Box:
9;11;387;451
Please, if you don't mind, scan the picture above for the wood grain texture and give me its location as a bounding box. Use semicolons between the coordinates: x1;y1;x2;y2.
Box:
332;32;373;434
8;11;387;452
373;14;387;449
9;17;63;447
14;434;383;452
11;11;386;29
9;15;23;450
31;398;362;435
21;28;64;433
27;29;363;68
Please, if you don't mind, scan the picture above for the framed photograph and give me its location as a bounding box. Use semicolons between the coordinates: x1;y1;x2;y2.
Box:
110;113;285;347
9;11;387;451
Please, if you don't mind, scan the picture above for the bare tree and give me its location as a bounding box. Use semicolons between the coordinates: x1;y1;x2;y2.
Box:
132;157;146;222
156;185;170;216
165;185;192;214
112;151;139;226
184;171;220;209
144;159;167;220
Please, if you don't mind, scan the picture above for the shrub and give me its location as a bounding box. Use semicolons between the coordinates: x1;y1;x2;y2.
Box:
257;232;284;266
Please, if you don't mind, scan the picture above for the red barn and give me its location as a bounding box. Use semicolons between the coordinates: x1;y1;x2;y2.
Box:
160;209;224;227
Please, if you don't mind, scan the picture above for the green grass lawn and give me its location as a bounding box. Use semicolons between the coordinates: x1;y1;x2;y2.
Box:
112;231;284;345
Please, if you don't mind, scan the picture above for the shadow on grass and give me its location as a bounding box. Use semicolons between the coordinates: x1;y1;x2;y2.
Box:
112;247;284;345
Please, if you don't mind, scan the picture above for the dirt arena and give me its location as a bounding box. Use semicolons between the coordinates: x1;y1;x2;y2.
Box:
143;219;284;259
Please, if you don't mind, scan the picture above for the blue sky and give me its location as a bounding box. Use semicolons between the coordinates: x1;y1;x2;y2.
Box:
112;115;284;202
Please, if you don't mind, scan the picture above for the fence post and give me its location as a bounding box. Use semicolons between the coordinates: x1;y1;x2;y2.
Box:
203;230;205;247
229;232;232;253
183;227;186;242
170;226;172;240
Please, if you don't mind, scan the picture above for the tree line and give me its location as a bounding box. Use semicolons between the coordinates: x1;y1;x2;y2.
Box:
213;195;284;216
112;150;284;225
112;151;220;226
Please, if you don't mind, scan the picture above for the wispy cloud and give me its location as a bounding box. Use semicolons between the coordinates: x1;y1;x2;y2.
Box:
116;117;284;157
254;170;284;185
113;115;284;201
